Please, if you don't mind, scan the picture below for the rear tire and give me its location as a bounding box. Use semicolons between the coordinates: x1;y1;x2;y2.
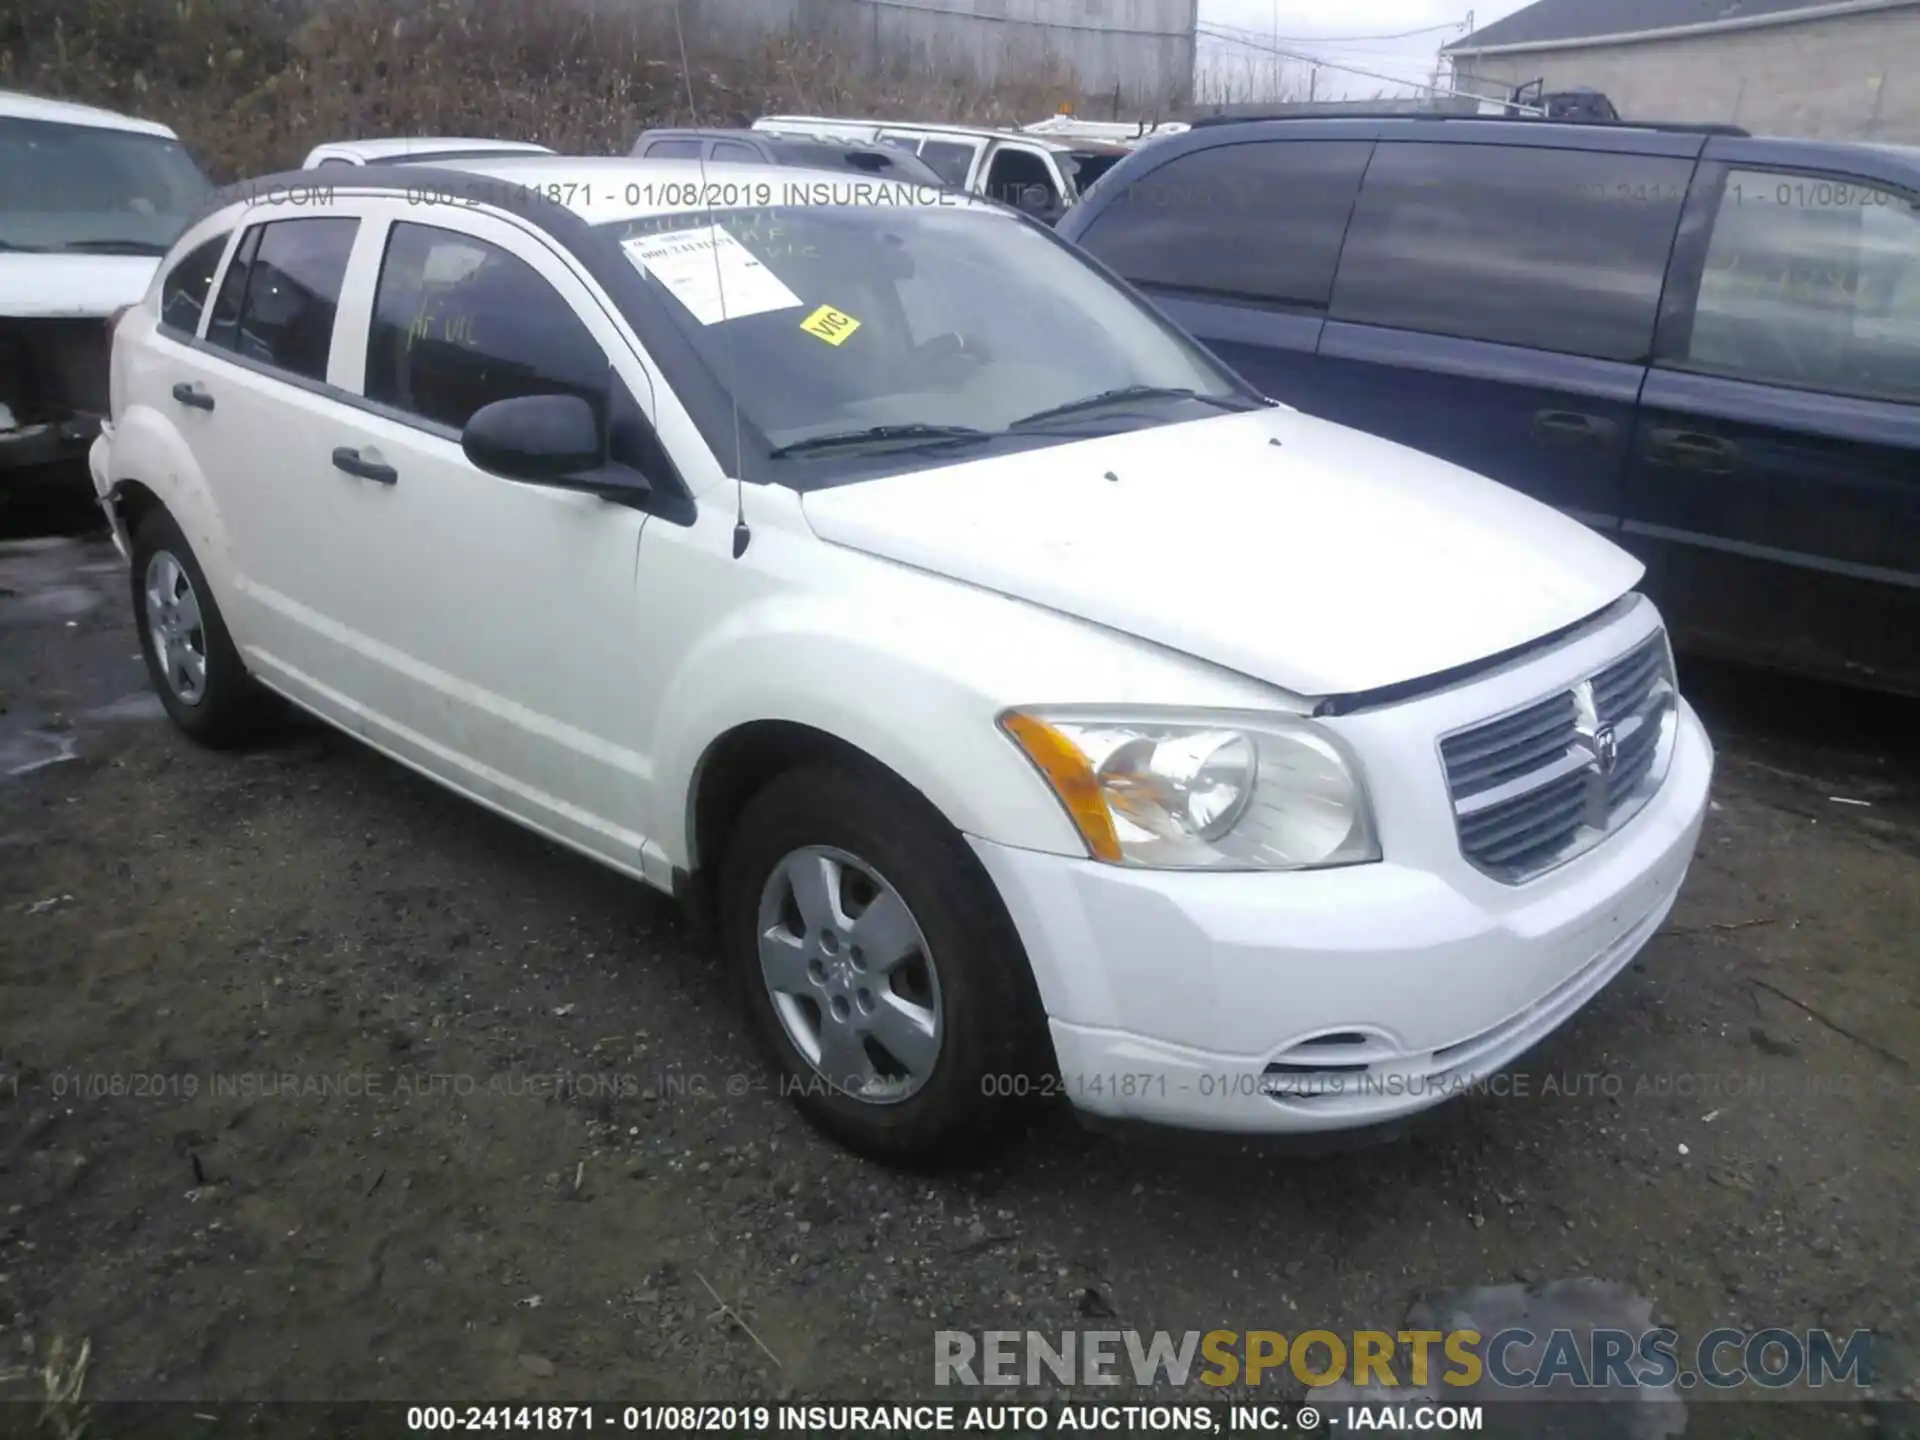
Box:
718;763;1044;1167
130;505;270;747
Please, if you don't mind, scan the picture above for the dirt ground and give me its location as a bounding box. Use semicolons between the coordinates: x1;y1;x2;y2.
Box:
2;525;1916;1424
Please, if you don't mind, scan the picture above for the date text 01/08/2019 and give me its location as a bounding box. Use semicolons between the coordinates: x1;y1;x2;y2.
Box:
402;180;965;211
407;1406;773;1432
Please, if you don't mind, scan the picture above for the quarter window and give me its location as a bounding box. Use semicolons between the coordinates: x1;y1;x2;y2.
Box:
1328;142;1692;362
204;217;358;381
364;222;610;432
1074;139;1373;311
1676;168;1920;404
158;233;231;337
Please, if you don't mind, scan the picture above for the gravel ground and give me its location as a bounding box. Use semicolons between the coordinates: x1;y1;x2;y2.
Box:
1;530;1916;1426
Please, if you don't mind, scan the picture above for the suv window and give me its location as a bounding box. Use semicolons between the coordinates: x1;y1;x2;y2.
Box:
158;233;231;337
1329;142;1692;362
984;148;1058;208
1074;140;1373;311
712;141;761;163
642;139;702;160
365;222;610;432
205;217;359;381
918;140;978;187
1677;169;1920;404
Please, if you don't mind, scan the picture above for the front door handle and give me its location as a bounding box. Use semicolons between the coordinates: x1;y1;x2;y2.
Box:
1647;428;1739;474
171;382;214;411
1531;410;1617;447
332;447;397;484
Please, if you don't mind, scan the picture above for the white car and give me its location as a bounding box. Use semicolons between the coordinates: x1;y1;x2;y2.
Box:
750;116;1129;219
90;155;1713;1164
2;90;212;484
301;137;554;168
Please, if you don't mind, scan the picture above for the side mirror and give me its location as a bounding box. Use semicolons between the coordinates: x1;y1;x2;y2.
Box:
461;394;648;500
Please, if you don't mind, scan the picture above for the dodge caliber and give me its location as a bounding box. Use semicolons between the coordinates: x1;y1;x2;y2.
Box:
90;157;1714;1163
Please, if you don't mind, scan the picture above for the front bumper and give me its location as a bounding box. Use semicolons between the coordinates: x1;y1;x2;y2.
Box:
969;695;1713;1134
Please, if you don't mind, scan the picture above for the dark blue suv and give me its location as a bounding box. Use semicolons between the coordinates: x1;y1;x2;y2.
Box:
1057;116;1920;696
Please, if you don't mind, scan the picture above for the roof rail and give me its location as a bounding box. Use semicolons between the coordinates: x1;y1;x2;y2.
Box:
1186;111;1750;137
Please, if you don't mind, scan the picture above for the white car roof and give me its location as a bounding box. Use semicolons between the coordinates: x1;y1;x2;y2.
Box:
414;155;996;225
304;137;554;164
0;88;178;139
752;115;1091;153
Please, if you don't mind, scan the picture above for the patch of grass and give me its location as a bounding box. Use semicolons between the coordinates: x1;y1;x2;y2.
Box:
0;0;1089;180
0;1335;93;1440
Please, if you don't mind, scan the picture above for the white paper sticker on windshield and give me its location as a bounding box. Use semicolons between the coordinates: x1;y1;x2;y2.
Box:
620;225;803;326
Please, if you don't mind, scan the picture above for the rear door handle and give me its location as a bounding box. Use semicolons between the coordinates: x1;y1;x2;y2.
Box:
1647;428;1739;474
1531;410;1617;447
332;447;397;484
171;382;214;411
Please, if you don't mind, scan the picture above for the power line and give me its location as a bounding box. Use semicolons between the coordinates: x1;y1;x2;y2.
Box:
1196;17;1469;44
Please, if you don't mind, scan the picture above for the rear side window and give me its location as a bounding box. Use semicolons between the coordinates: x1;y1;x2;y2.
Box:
1676;169;1920;404
364;222;610;432
711;141;760;163
643;139;702;160
158;233;231;337
919;140;978;187
1329;142;1692;362
204;217;359;381
1074;140;1373;311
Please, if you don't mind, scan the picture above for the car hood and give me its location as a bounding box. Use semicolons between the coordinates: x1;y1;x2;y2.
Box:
799;405;1644;698
0;255;161;319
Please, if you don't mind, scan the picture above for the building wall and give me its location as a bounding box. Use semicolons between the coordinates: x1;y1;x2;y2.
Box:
681;0;1197;109
1454;5;1920;142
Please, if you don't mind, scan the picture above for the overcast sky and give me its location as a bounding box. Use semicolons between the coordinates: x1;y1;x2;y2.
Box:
1194;0;1534;102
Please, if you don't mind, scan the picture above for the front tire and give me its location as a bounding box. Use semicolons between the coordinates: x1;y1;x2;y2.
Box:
130;505;269;746
718;764;1044;1167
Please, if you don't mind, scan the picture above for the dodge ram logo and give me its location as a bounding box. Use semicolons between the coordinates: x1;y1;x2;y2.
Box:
1592;723;1619;776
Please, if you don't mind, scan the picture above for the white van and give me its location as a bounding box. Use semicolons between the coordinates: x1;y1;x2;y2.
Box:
1;90;212;486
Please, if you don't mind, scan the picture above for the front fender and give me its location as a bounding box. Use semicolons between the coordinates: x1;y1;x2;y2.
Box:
648;594;1092;871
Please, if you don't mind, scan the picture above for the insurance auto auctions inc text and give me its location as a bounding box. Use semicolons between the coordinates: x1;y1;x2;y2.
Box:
935;1326;1873;1392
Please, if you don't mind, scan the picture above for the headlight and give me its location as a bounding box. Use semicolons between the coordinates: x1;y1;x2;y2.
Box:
1000;707;1380;871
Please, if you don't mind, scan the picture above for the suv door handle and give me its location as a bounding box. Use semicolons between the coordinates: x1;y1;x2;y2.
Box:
1647;428;1739;474
332;447;398;484
1531;410;1616;447
171;382;214;411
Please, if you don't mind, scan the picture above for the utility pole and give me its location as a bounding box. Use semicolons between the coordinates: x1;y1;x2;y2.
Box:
1308;65;1317;102
1270;0;1280;99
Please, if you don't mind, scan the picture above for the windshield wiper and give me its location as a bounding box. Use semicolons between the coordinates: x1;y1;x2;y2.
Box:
55;239;169;255
767;423;993;459
1008;385;1254;430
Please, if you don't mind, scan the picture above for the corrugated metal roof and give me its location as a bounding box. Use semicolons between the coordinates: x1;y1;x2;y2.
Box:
1445;0;1865;51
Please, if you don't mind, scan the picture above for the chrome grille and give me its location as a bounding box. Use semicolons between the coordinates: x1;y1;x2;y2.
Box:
1440;629;1678;884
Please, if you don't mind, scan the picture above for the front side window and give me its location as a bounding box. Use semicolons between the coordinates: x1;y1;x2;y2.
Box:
1075;139;1373;311
205;217;359;381
365;222;610;432
712;141;761;163
983;148;1059;209
918;140;979;187
158;233;232;337
0;117;213;255
1329;142;1692;362
643;140;703;160
1676;168;1920;404
595;199;1256;483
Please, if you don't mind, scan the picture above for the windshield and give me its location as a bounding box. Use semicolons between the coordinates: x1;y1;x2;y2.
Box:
0;117;213;254
594;199;1253;481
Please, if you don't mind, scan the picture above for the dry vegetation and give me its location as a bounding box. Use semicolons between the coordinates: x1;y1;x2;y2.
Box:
0;0;1088;179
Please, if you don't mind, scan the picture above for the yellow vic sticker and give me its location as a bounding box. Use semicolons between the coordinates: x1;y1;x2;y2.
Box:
800;304;862;345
